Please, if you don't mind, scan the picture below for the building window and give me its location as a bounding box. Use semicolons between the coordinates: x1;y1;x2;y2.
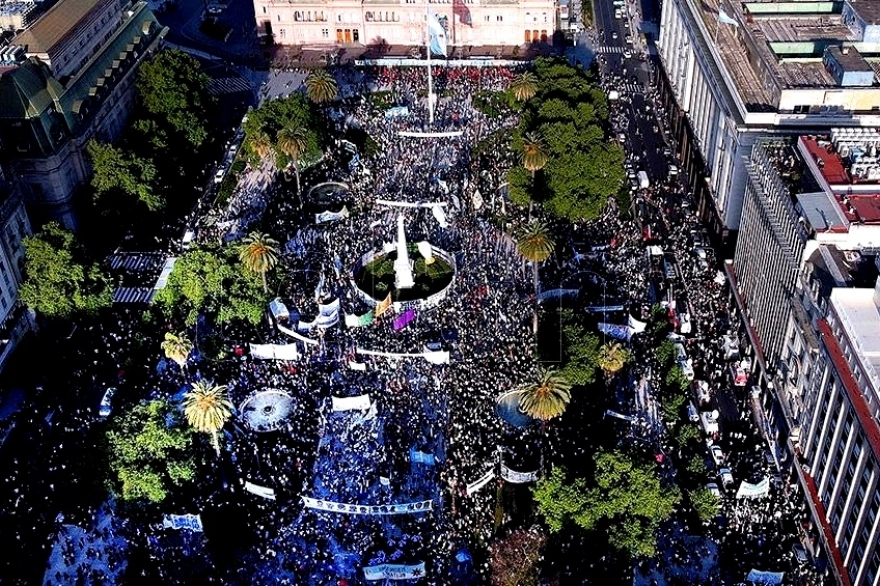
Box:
525;30;531;42
484;15;490;22
496;15;503;21
279;29;285;38
262;6;266;13
353;29;360;41
365;11;374;21
294;11;301;21
336;28;344;42
322;28;329;38
277;14;281;22
540;30;547;42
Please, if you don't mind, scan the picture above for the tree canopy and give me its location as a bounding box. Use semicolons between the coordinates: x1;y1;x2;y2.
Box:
533;454;680;558
539;308;602;386
243;94;323;171
153;245;269;326
105;399;196;503
507;57;625;222
489;527;546;586
87;140;161;211
137;49;212;148
19;222;112;319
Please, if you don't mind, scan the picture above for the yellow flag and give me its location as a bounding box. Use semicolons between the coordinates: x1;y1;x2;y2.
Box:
375;293;393;317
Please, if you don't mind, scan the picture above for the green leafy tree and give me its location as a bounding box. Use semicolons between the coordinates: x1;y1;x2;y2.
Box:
656;339;677;369
183;380;233;456
105;399;196;503
534;456;680;558
304;68;338;103
238;231;280;293
276;125;309;196
160;331;193;369
87;140;161;211
137;49;212;147
661;393;687;422
675;423;701;448
688;488;719;522
517;367;572;421
665;366;690;394
544;309;602;386
489;527;546;586
243;94;323;171
521;132;549;179
517;221;555;333
19;222;112;319
510;71;538;102
686;453;708;476
154;245;269;326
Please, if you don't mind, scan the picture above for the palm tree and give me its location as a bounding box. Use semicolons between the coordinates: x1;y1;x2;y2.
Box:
238;231;280;293
160;332;193;369
521;132;548;178
182;380;233;456
249;130;274;166
304;69;338;104
511;71;538;102
276;126;309;198
517;367;572;421
516;221;555;333
598;341;629;379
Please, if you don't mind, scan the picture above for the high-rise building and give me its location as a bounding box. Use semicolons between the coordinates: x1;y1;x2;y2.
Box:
727;133;880;584
657;0;880;244
0;0;166;229
252;0;557;48
0;167;33;372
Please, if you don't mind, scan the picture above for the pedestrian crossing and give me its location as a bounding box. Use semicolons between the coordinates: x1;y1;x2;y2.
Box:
107;252;165;272
112;287;155;304
207;77;252;96
596;45;631;54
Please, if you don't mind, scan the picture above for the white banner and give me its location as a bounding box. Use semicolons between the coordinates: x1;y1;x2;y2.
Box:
277;323;320;346
249;343;301;361
628;314;647;333
363;563;426;580
301;497;433;515
348;361;367;371
398;130;464;138
466;470;496;495
736;477;770;499
500;464;539;484
162;514;203;531
315;207;349;224
355;348;450;364
244;481;276;500
598;322;634;342
331;395;372;412
432;205;448;228
745;570;784;585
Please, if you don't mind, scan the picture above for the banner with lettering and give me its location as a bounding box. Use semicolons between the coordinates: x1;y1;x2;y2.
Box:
500;464;539;484
393;309;417;330
301;497;433;515
363;563;426;580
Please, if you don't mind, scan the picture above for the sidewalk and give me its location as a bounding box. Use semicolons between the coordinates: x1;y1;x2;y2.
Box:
42;502;128;586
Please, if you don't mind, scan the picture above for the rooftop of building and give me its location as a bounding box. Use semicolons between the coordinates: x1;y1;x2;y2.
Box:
0;2;36;18
806;245;880;301
13;0;106;55
688;0;879;112
794;134;880;228
829;282;880;394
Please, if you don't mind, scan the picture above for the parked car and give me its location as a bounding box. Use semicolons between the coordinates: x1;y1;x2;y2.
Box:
686;401;700;422
710;445;725;466
214;168;226;184
99;387;116;418
718;467;734;489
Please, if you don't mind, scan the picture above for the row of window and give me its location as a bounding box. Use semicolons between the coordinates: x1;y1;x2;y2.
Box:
266;8;539;25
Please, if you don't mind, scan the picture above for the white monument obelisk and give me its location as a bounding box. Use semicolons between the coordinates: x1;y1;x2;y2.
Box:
394;214;415;289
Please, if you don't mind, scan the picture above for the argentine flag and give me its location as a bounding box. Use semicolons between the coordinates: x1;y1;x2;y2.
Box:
427;12;448;57
717;8;738;26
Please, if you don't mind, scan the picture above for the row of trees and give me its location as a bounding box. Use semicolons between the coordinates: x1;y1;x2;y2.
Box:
506;58;626;222
87;50;214;217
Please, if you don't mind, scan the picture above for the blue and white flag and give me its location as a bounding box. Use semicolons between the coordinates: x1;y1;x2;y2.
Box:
717;8;738;26
427;12;448;57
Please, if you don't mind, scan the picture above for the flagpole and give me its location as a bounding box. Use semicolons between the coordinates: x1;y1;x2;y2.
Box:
425;0;434;124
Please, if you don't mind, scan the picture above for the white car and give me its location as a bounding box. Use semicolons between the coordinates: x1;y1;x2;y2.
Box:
686;401;699;422
99;387;116;418
718;468;734;489
710;445;725;466
622;50;632;59
214;168;226;184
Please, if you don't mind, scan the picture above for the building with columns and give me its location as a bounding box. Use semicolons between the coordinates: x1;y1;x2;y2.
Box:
657;0;880;248
253;0;558;48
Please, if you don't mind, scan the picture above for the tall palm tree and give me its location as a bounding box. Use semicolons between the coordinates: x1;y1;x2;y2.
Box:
249;130;274;166
598;341;629;379
304;69;338;104
511;71;538;102
182;380;233;456
516;221;555;333
160;332;193;369
517;367;572;421
521;132;548;178
276;126;309;198
238;231;280;293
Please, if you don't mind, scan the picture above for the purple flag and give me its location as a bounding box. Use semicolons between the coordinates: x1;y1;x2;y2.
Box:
393;309;417;330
